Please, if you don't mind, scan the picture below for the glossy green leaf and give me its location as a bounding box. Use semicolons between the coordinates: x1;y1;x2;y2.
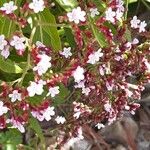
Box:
38;9;62;51
0;56;23;74
55;0;78;11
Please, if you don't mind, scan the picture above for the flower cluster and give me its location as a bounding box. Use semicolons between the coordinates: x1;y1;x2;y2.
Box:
0;0;150;145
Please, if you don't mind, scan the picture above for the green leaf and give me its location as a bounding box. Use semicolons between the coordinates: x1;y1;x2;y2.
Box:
0;128;22;148
53;83;70;106
64;28;76;48
129;0;138;3
55;0;78;11
0;56;23;74
29;117;45;146
28;90;47;105
89;18;108;48
92;0;106;12
0;17;16;38
38;9;62;51
124;27;132;42
33;26;53;46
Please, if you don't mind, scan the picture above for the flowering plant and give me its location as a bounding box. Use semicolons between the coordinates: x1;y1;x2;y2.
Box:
0;0;150;149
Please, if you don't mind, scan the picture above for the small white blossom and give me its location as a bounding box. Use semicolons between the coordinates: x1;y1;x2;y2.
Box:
130;16;140;29
6;118;25;133
10;36;26;50
1;45;10;59
74;80;85;89
125;89;133;97
139;21;147;33
67;7;86;24
0;101;8;116
104;103;111;112
33;54;51;76
0;1;17;14
99;66;105;76
115;9;123;20
95;123;105;129
36;41;45;48
31;111;44;121
42;106;55;121
90;8;99;18
87;49;103;64
106;81;114;91
82;87;91;96
0;35;7;50
29;0;45;13
132;38;139;45
47;86;60;97
77;127;84;139
116;0;124;12
105;8;116;23
55;116;66;124
27;81;44;97
73;66;85;83
60;47;72;58
9;90;22;103
73;110;81;119
38;79;46;85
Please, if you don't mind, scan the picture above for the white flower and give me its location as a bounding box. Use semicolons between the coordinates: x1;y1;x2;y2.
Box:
82;87;91;96
0;35;7;50
55;116;66;124
0;101;8;116
29;0;45;13
31;111;44;121
77;127;84;139
9;90;22;103
33;54;51;76
130;16;140;29
7;118;25;133
60;47;72;58
0;1;17;14
106;81;114;91
104;103;111;112
67;7;86;24
139;21;147;33
47;86;60;97
27;81;44;97
105;8;116;23
95;123;105;129
73;111;81;119
115;9;123;20
1;45;10;59
125;89;133;98
36;41;45;48
38;79;46;85
90;8;100;18
132;38;139;45
74;80;85;89
42;106;55;121
116;0;124;12
87;49;103;64
73;66;85;83
10;36;26;50
99;66;105;76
